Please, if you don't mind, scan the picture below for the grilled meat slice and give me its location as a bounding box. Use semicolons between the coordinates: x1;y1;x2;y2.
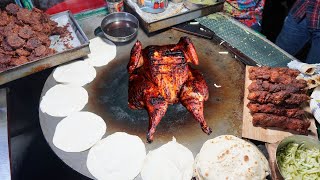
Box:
252;113;310;135
6;33;25;49
247;103;305;118
248;90;309;105
248;79;304;93
249;66;300;80
249;67;307;88
6;3;20;15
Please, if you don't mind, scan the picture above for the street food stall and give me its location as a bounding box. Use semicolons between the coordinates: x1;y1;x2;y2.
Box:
0;1;319;180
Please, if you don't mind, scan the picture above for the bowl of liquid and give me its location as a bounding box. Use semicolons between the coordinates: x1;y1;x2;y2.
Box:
97;12;139;43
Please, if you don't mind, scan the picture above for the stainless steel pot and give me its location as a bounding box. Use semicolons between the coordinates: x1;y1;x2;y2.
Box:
95;12;139;43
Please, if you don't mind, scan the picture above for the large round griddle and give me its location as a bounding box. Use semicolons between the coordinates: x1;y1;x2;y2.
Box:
39;29;245;179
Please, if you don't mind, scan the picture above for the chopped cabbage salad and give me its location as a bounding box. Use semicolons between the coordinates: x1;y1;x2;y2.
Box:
277;142;320;180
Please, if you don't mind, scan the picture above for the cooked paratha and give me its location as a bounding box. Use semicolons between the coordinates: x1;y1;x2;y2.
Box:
194;135;270;180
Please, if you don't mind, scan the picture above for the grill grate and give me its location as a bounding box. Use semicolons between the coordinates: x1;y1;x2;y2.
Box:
196;13;294;67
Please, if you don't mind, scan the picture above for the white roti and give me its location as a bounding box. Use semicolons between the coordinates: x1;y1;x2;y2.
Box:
40;84;88;117
141;137;194;180
53;111;106;152
194;135;270;180
53;60;96;86
87;132;146;180
85;37;116;67
310;86;320;123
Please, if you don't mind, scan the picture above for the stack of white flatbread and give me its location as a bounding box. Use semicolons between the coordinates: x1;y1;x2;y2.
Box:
193;135;270;180
53;60;96;86
87;132;146;180
40;84;89;117
52;111;107;152
40;37;117;155
86;134;195;180
310;86;320;124
53;37;117;86
41;37;117;117
141;137;194;180
84;37;117;67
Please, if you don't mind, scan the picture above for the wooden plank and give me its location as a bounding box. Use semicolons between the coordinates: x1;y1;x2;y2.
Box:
242;66;318;143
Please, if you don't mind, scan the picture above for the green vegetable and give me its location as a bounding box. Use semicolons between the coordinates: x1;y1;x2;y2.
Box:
277;142;320;180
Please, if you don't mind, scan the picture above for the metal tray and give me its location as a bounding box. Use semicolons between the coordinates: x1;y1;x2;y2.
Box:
0;11;90;86
125;1;224;33
39;28;245;179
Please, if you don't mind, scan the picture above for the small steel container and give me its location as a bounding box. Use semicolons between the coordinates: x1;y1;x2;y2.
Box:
95;12;139;43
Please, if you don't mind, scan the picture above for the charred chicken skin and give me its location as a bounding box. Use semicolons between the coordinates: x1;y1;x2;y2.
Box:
127;37;211;143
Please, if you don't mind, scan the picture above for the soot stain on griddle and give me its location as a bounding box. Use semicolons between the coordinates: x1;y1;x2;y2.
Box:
89;34;244;138
90;57;195;135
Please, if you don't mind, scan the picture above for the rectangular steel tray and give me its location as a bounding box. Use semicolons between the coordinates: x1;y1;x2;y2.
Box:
0;11;90;86
125;1;224;34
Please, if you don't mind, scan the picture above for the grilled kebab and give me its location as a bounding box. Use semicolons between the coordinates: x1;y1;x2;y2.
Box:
247;66;310;134
252;113;310;135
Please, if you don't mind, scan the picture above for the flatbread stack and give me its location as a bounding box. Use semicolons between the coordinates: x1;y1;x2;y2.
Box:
53;60;96;86
53;111;106;152
40;84;88;117
87;132;146;180
141;137;194;180
84;37;117;67
310;86;320;124
193;135;270;180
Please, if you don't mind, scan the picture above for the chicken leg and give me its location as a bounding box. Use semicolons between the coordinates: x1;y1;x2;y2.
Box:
145;97;168;143
128;73;168;143
180;68;212;135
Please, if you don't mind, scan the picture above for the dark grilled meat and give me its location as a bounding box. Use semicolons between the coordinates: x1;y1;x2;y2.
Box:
6;4;20;15
247;103;305;118
249;66;300;80
0;4;69;72
248;90;309;105
249;66;307;88
248;79;304;93
252;113;310;135
247;66;310;135
128;37;211;143
6;34;25;49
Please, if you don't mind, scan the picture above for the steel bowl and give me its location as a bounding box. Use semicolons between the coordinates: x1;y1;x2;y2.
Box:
96;12;139;43
276;135;320;178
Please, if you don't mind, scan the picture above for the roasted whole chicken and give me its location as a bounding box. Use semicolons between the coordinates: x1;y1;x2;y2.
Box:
127;37;212;142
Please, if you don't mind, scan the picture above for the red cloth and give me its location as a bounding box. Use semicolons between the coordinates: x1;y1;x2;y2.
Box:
291;0;320;29
224;0;266;29
45;0;106;15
